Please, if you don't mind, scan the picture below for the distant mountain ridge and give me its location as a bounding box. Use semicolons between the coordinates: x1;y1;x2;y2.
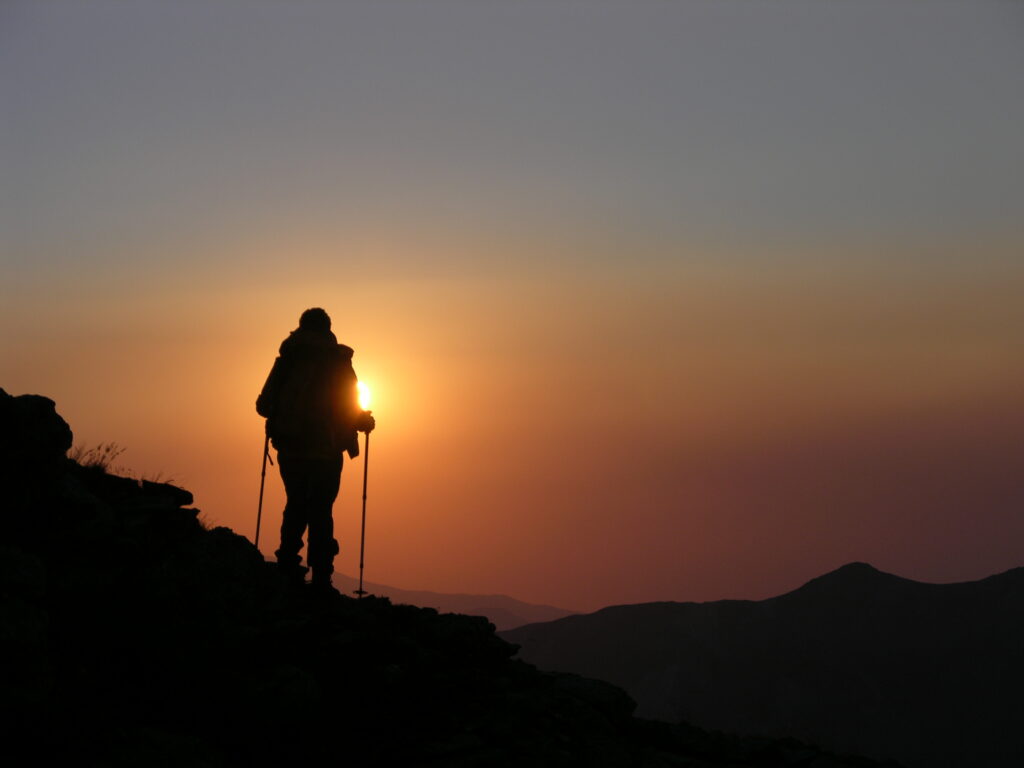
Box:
503;562;1024;768
331;573;576;630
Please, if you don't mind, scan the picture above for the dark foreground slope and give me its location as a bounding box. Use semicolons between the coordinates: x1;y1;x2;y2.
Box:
1;389;891;767
503;562;1024;768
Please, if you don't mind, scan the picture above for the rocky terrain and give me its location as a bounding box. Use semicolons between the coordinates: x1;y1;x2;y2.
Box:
1;388;894;767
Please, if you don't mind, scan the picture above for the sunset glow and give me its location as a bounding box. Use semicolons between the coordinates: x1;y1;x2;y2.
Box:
3;0;1023;613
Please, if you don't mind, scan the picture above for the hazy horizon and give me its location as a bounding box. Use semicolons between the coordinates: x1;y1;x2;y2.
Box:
3;0;1023;612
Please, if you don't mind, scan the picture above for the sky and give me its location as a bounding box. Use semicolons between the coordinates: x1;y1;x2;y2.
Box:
2;0;1023;612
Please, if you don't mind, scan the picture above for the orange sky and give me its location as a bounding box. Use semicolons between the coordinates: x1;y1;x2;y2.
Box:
4;2;1024;610
3;231;1023;611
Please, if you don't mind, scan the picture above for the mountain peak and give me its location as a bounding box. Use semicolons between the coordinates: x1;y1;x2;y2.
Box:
822;561;888;581
792;561;902;591
833;560;881;574
756;561;929;609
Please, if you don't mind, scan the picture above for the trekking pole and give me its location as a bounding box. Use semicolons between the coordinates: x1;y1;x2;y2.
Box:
255;433;272;549
355;429;370;598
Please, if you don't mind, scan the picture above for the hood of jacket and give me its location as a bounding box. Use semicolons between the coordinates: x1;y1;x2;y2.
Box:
279;327;354;360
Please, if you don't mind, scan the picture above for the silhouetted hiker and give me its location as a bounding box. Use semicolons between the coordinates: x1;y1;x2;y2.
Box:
256;308;375;590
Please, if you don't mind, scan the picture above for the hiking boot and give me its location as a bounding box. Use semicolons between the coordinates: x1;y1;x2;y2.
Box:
310;569;334;590
278;562;308;588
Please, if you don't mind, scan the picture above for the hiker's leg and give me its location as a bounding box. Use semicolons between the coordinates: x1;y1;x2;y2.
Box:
306;455;342;585
275;451;311;570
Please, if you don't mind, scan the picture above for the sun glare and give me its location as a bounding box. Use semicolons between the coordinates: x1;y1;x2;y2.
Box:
357;381;372;411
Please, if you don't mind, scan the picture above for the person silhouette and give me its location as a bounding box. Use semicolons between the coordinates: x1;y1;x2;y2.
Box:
256;308;375;589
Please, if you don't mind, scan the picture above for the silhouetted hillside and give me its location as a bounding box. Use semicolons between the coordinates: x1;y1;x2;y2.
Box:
331;573;576;630
503;562;1024;768
0;388;894;767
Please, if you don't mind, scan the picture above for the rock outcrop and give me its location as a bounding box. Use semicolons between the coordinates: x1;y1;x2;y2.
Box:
0;387;73;464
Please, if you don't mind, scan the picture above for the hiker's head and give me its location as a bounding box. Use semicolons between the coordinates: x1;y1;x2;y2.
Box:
299;307;332;333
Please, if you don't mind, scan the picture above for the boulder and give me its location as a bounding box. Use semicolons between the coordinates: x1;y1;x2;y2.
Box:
0;388;73;466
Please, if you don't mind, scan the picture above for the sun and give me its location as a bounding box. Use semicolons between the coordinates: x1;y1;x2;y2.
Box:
357;381;372;411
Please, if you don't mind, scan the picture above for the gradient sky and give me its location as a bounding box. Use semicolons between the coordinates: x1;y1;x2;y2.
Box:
3;0;1023;611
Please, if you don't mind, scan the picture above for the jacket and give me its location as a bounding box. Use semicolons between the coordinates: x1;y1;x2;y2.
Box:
256;326;362;459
